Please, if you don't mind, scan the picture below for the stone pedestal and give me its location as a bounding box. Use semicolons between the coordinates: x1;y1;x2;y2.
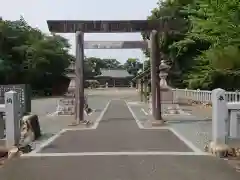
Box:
148;88;174;114
130;82;133;88
151;119;165;126
54;78;76;116
160;88;174;104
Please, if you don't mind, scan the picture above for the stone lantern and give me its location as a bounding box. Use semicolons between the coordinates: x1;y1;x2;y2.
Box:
66;61;76;95
130;81;133;88
159;60;178;113
159;60;170;90
56;61;76;115
158;59;174;105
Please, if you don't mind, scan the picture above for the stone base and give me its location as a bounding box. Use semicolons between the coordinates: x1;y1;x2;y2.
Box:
204;141;235;158
58;111;74;115
160;89;174;104
151;120;165;126
166;106;180;114
68;120;93;127
68;122;80;126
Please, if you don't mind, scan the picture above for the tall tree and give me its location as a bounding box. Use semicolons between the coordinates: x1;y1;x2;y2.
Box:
143;0;240;90
83;57;123;78
0;17;72;90
123;58;143;76
176;0;240;90
142;0;192;87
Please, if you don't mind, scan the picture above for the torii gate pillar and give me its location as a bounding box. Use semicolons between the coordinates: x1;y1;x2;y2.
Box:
75;31;85;123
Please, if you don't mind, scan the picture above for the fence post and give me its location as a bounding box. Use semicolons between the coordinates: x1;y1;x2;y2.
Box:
229;109;240;138
212;88;228;144
0;113;4;138
196;89;200;102
24;84;31;113
175;89;178;102
5;91;20;148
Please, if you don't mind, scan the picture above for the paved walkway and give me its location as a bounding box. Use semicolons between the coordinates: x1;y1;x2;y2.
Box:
0;100;239;179
40;100;192;153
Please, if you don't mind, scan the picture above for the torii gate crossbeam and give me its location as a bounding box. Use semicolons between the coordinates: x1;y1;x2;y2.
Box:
84;41;148;49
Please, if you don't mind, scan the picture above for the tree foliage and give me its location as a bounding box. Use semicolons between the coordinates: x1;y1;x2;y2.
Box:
143;0;240;90
85;57;142;77
83;56;124;78
123;58;143;76
0;17;72;91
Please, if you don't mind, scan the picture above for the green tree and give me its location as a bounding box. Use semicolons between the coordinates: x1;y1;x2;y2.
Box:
84;57;123;77
0;17;72;91
123;58;143;76
178;0;240;90
144;0;240;90
142;0;193;87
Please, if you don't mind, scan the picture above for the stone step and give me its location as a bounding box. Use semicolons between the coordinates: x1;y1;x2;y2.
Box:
58;110;74;115
59;99;75;105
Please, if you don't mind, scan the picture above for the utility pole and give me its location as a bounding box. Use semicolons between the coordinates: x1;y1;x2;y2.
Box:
75;31;85;123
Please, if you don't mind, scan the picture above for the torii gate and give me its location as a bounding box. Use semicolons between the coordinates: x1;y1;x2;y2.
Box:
46;19;183;124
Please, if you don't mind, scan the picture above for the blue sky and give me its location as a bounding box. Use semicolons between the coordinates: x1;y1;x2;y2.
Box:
0;0;159;64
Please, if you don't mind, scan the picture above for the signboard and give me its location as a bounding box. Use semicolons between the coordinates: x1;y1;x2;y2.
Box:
47;19;183;33
84;41;148;49
0;84;31;113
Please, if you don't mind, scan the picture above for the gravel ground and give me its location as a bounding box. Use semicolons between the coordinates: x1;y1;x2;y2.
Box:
126;101;212;151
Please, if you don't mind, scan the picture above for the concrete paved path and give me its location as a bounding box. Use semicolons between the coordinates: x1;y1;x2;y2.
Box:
0;100;239;180
39;100;192;153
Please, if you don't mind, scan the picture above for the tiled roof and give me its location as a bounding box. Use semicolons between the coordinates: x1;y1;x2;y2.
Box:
96;69;133;78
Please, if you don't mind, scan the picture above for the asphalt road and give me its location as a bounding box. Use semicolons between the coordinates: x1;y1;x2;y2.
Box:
0;93;239;180
1;155;239;180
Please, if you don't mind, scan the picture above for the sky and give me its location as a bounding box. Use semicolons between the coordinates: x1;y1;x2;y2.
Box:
0;0;159;64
